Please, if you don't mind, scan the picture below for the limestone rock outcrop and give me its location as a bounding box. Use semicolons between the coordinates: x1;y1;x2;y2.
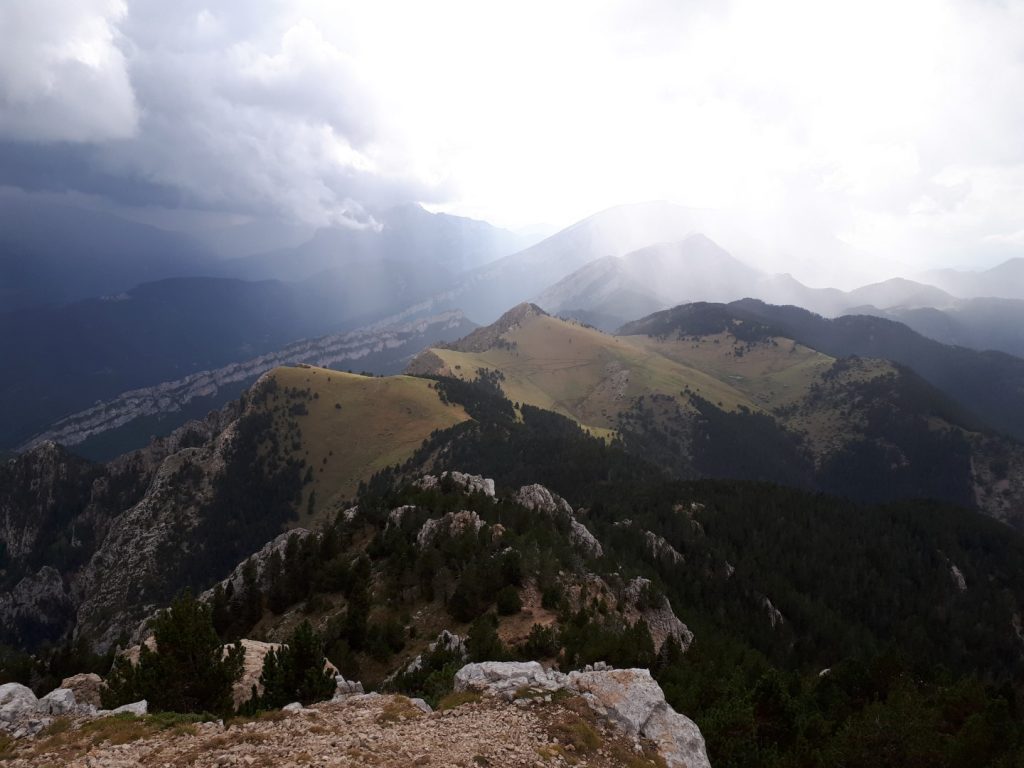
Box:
454;661;559;697
623;577;694;651
104;700;147;717
514;484;574;516
59;673;104;708
0;566;75;649
569;518;604;559
195;529;313;623
644;530;684;565
232;639;282;709
515;484;603;558
73;417;239;650
38;688;78;716
0;680;147;739
415;471;496;498
232;639;340;708
0;683;37;720
454;661;711;768
391;630;467;679
416;509;485;547
332;674;365;699
568;667;709;768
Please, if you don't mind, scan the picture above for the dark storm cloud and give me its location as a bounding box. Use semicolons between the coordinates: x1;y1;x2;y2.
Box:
0;141;185;208
0;1;435;227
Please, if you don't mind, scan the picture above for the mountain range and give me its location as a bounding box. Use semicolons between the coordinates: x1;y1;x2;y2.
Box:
3;251;1024;765
862;298;1024;359
8;200;1023;461
0;202;525;451
0;195;214;311
0;196;527;313
532;233;1024;359
18;311;475;461
0;272;465;451
8;292;1023;655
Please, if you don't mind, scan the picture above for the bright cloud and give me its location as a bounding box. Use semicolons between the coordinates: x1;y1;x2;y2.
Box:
0;0;137;141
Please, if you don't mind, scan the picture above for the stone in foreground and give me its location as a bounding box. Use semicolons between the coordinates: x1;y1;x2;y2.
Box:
454;662;710;768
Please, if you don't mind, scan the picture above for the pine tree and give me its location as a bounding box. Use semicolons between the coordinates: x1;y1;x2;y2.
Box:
253;621;335;709
102;590;244;715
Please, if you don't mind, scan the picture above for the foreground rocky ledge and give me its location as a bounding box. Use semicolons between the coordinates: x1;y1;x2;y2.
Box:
0;662;710;767
3;691;680;767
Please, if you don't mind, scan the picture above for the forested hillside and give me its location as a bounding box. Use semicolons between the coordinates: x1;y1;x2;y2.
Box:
3;373;1024;766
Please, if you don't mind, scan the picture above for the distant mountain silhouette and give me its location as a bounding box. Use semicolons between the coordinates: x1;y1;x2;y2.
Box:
0;195;214;310
218;203;528;282
408;201;713;324
859;297;1024;359
535;234;958;329
919;258;1024;300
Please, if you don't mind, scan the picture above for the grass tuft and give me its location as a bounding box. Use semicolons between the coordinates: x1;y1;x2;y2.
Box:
436;690;482;710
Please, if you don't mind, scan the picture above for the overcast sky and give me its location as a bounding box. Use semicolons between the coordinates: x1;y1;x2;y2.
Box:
2;0;1023;285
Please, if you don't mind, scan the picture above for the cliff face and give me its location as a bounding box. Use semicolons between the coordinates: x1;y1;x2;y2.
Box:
72;408;241;649
0;443;101;565
0;312;476;651
0;566;75;648
0;401;244;651
0;440;149;647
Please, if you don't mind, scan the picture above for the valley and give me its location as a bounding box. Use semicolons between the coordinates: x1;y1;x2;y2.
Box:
18;310;474;461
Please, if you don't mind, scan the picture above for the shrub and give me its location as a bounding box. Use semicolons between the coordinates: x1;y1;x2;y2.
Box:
365;618;406;662
522;624;560;658
496;586;522;615
467;614;507;662
541;584;563;611
387;642;464;708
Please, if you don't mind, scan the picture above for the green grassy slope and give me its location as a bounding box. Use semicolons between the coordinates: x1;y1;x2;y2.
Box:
417;308;764;438
260;366;470;520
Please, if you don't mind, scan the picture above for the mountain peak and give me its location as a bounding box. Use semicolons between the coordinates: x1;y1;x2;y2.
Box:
499;301;548;323
439;302;548;353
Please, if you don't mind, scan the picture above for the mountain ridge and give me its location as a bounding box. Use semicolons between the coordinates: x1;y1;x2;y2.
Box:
410;303;1024;525
919;256;1024;300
